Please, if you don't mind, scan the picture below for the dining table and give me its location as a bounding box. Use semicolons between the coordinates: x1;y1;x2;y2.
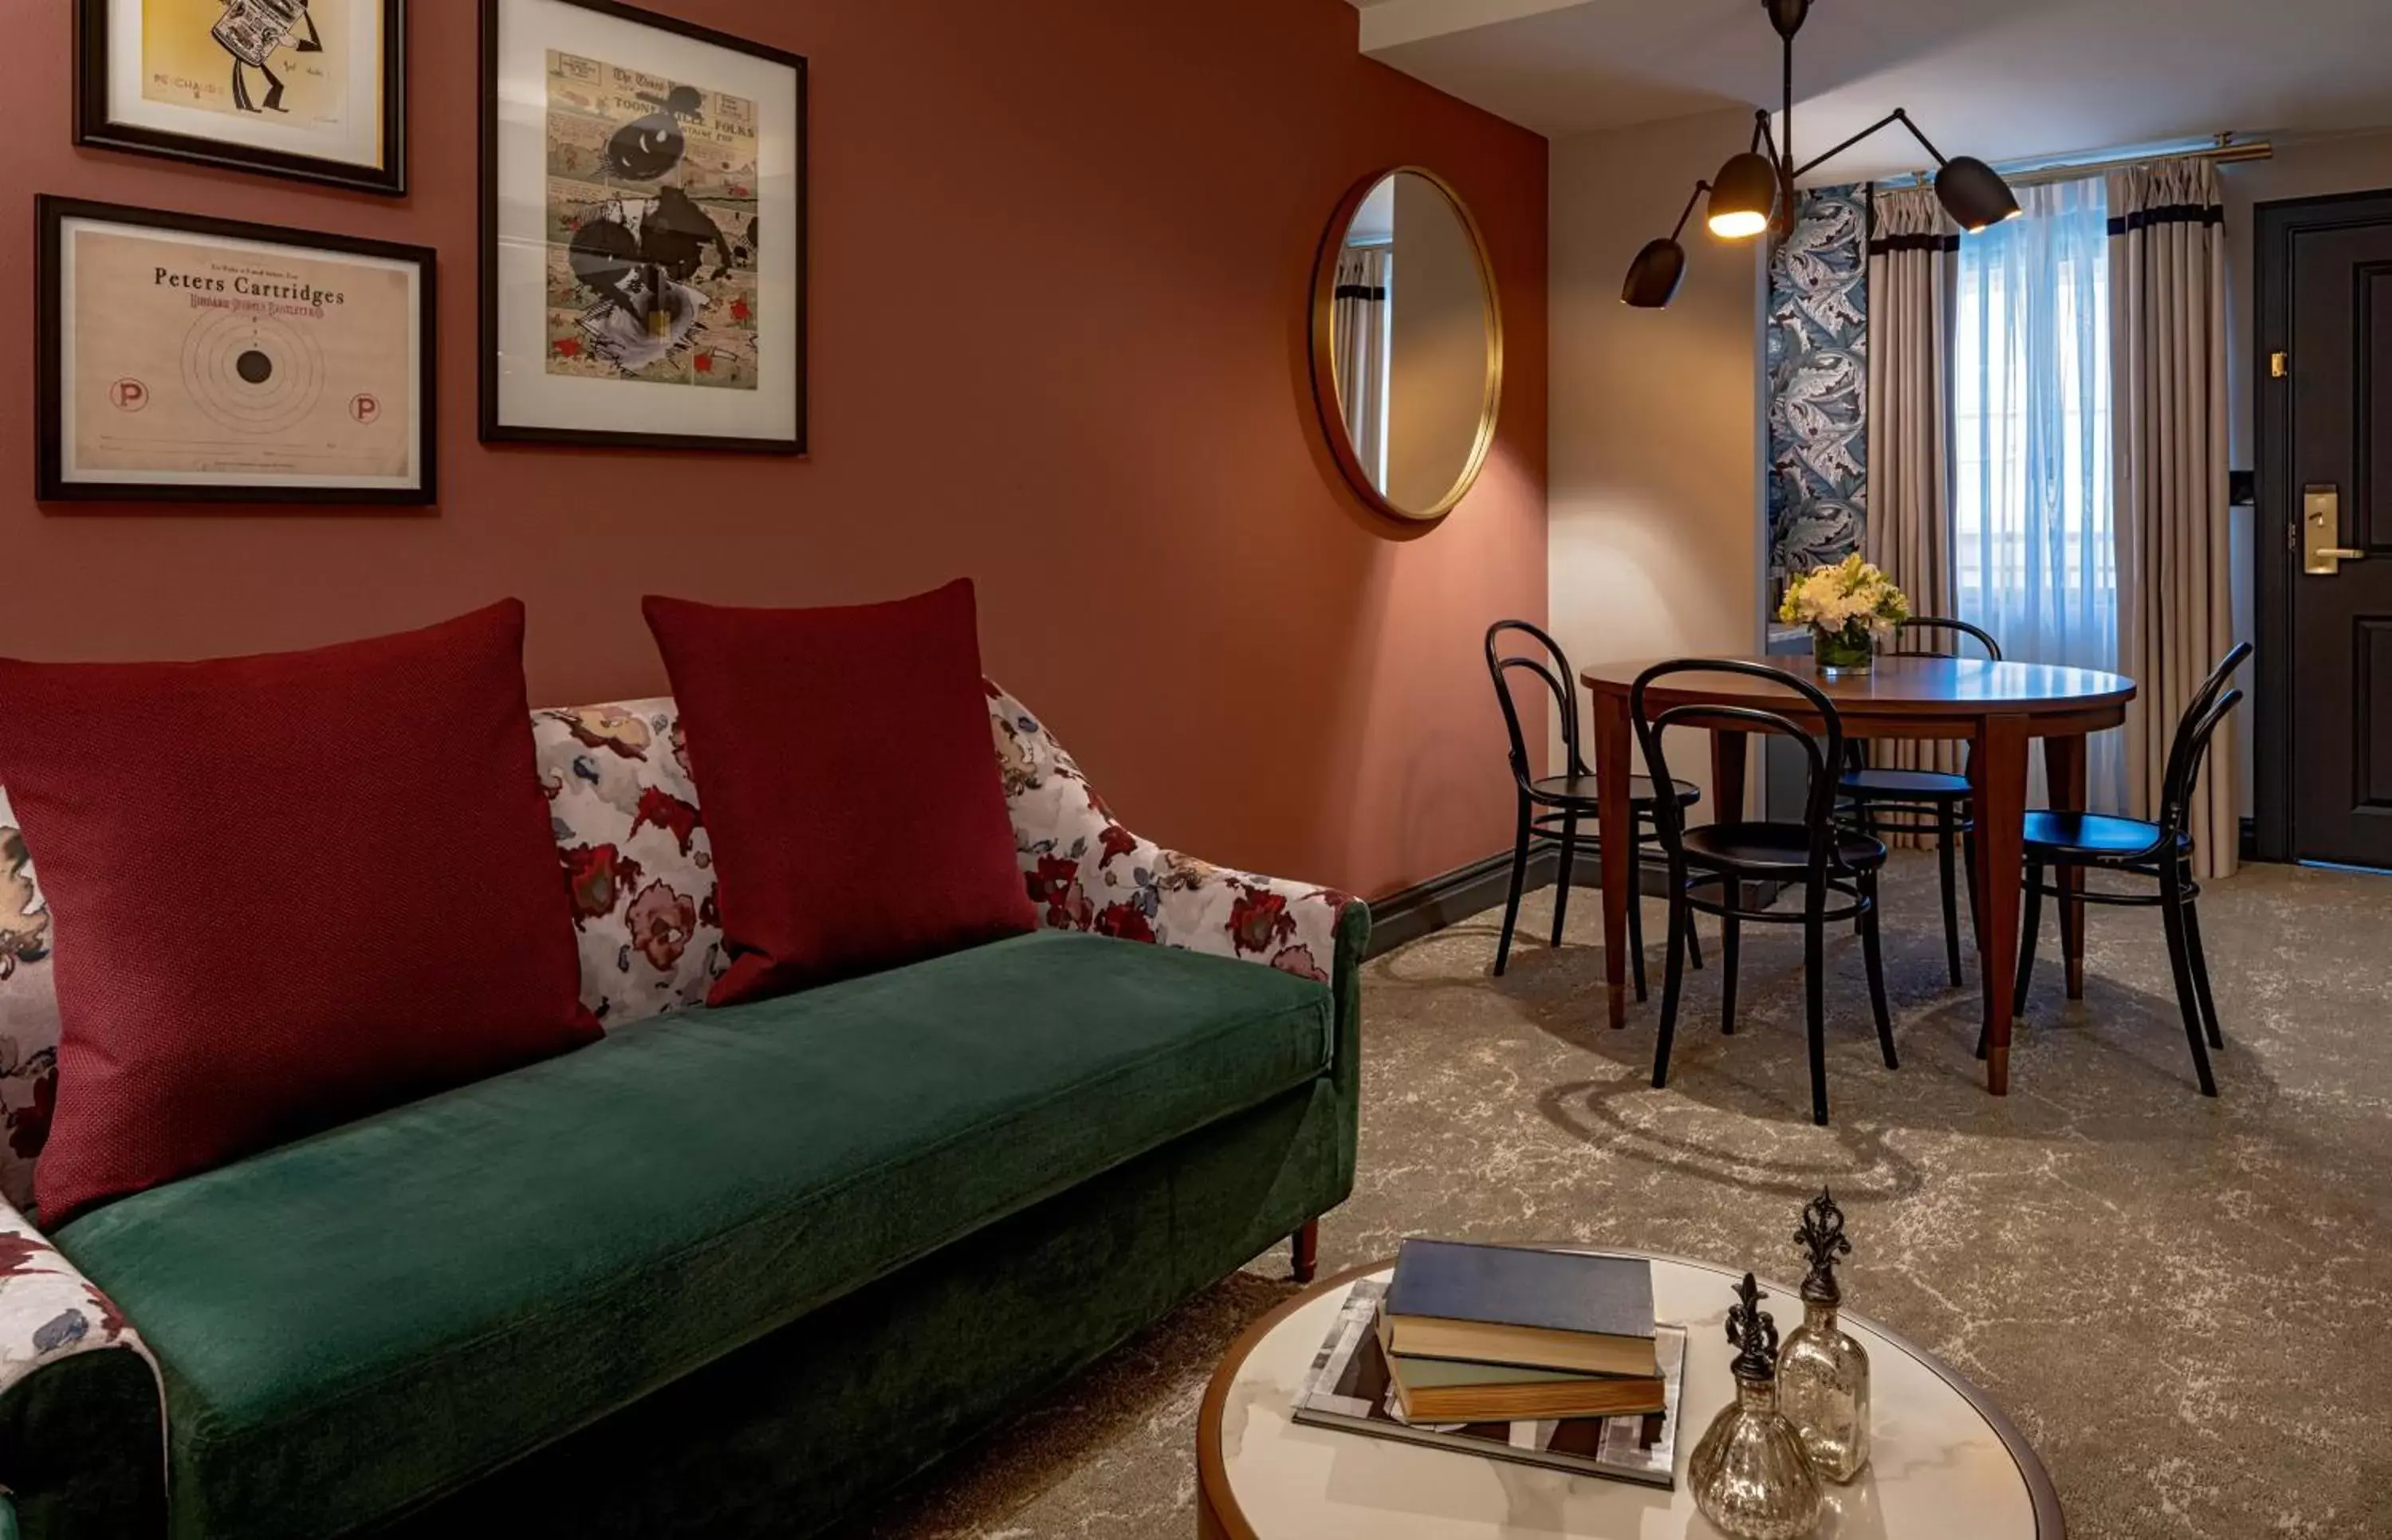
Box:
1578;654;2138;1095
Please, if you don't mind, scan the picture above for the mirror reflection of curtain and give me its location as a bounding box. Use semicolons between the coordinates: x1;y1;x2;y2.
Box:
1333;247;1391;489
1953;175;2124;810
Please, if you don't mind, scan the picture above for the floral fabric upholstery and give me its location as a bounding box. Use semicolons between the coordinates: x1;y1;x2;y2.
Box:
533;699;728;1027
988;682;1355;984
0;1194;154;1395
0;799;57;1216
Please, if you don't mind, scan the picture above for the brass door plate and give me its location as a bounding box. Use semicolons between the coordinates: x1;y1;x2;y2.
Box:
2305;484;2366;575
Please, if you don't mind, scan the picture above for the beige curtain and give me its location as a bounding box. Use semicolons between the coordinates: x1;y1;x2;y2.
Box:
1332;246;1391;489
1862;186;1963;794
2109;158;2236;878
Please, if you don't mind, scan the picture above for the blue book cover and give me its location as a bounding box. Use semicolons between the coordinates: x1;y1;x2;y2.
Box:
1386;1240;1655;1342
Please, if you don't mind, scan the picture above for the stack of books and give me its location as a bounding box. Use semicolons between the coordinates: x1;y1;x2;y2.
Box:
1290;1241;1687;1489
1379;1239;1666;1422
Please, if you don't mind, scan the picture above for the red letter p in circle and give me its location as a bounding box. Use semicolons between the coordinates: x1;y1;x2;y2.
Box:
349;393;381;425
108;378;148;412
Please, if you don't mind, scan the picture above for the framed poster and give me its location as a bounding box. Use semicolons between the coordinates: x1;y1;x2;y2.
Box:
36;197;436;505
74;0;407;195
480;0;806;454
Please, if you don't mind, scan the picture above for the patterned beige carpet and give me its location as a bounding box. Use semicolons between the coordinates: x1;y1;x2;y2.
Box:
865;856;2392;1539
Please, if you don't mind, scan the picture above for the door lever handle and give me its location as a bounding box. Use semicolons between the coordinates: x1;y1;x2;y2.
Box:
2304;485;2366;574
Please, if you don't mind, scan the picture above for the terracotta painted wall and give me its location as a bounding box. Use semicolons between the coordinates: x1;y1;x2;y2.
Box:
0;0;1548;901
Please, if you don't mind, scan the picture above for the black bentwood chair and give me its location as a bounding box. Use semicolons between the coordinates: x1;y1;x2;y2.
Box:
2005;642;2252;1098
1837;617;2003;987
1633;660;1898;1127
1485;622;1702;996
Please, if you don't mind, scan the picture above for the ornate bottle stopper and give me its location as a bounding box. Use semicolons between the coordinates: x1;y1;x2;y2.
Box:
1690;1272;1823;1538
1796;1187;1851;1307
1726;1271;1780;1379
1780;1186;1871;1483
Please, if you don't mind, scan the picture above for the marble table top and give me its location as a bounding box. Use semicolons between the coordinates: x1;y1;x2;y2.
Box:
1199;1251;2062;1540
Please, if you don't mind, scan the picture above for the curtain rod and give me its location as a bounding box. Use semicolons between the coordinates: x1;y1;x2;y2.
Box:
1870;137;2272;193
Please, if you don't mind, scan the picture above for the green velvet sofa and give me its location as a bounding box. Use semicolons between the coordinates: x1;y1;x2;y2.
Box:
0;684;1364;1538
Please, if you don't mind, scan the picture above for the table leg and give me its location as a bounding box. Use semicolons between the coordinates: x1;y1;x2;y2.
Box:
1710;729;1750;827
1969;716;2029;1095
1591;689;1636;1031
2044;734;2089;1000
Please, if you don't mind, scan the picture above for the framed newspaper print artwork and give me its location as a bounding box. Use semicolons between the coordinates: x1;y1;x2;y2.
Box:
36;198;436;505
74;0;407;195
479;0;806;454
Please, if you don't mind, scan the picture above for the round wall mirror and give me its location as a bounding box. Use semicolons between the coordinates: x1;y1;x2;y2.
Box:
1310;169;1503;524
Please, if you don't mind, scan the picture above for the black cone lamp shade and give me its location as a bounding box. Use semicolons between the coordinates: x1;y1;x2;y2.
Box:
1706;151;1780;239
1935;155;2021;232
1623;238;1689;308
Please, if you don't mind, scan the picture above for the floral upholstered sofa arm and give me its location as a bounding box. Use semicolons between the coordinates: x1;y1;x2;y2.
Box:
986;682;1367;991
0;1199;164;1535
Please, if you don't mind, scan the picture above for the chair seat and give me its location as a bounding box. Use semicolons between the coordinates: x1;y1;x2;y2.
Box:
1529;773;1699;808
1840;767;1972;800
1682;821;1886;875
2021;811;2186;860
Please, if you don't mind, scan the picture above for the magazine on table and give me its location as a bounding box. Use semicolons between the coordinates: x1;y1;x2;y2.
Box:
1289;1278;1686;1490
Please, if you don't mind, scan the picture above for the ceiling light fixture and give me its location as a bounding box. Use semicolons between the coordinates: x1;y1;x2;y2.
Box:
1622;0;2020;308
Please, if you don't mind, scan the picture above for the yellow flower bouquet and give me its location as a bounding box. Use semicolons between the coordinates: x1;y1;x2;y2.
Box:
1779;555;1911;676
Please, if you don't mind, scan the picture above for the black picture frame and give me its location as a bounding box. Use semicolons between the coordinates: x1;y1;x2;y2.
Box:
73;0;408;196
35;195;439;506
478;0;808;454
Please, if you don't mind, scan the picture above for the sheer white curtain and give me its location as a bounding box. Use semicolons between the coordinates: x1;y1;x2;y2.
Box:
1952;175;2124;809
1332;246;1391;490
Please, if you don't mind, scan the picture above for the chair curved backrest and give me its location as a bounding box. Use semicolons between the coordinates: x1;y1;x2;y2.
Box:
2158;642;2254;839
1485;620;1585;793
1847;617;2000;775
1886;616;2003;662
1631;659;1849;880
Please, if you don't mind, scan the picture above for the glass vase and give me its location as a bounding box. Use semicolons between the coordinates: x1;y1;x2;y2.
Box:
1812;625;1873;677
1689;1373;1824;1540
1778;1298;1871;1483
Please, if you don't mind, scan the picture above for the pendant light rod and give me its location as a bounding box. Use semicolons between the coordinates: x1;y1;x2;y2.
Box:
1792;108;1949;180
1667;179;1717;242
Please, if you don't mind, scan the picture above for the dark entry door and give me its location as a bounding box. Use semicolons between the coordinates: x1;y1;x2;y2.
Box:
2261;191;2392;868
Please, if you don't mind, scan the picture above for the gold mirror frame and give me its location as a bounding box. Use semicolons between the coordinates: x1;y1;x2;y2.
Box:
1308;167;1505;525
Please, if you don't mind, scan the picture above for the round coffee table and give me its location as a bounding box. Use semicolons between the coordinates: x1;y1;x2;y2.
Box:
1198;1252;2063;1539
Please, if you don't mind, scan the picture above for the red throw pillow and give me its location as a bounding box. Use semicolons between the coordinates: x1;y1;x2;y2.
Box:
0;602;601;1225
643;580;1035;1005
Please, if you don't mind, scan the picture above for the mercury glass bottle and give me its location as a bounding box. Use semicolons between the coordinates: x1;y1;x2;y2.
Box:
1778;1188;1871;1483
1690;1273;1824;1540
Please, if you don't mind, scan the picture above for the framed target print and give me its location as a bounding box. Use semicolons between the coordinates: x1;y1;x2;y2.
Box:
36;198;436;505
74;0;408;194
479;0;806;454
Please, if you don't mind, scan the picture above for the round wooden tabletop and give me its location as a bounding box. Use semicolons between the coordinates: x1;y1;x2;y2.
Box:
1198;1253;2066;1540
1579;654;2135;734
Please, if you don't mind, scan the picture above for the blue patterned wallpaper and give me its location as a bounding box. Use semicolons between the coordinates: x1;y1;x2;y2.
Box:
1766;185;1868;589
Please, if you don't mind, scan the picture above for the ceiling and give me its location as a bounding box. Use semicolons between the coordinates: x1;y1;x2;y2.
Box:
1351;0;2392;180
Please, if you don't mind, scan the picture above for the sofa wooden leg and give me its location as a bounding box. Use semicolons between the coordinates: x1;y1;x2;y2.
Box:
1290;1220;1320;1284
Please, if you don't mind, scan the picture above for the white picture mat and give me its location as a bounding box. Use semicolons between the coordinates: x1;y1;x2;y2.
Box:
490;0;801;442
57;215;426;490
104;0;388;171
